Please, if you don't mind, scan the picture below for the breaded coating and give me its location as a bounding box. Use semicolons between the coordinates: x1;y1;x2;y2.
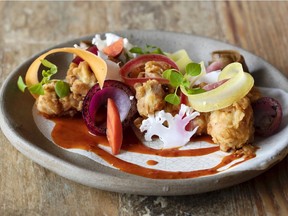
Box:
66;61;97;96
134;61;173;79
36;61;98;117
144;61;172;78
134;80;166;117
36;81;79;117
207;96;254;152
192;113;210;135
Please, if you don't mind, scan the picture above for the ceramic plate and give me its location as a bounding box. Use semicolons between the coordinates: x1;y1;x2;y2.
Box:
1;30;288;196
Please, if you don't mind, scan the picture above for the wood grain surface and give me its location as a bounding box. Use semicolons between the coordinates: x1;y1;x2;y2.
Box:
0;1;288;215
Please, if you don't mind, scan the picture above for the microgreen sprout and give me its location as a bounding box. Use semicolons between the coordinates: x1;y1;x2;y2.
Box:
129;44;165;55
163;62;205;105
17;59;70;98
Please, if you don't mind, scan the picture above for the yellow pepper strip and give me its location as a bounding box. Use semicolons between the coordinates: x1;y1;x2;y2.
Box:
25;47;107;99
166;49;193;74
180;62;254;112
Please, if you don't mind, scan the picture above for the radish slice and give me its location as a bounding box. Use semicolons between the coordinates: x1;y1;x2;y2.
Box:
252;97;283;137
82;80;137;136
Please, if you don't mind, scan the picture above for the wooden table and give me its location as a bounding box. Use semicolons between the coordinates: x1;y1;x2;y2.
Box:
1;1;288;215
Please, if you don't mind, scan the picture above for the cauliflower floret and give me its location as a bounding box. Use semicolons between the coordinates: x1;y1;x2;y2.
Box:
134;80;166;117
140;104;200;149
207;96;254;152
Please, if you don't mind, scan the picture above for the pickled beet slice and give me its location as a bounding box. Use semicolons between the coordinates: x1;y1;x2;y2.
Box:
72;45;98;65
82;80;137;136
252;97;282;137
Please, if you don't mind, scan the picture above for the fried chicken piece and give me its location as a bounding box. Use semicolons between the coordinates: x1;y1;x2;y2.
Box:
207;96;254;152
36;61;98;117
66;61;97;96
133;61;173;79
134;80;166;117
36;81;79;117
192;113;210;135
144;61;172;78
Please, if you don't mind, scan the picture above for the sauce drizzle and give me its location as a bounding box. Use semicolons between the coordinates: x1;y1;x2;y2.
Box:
51;117;253;179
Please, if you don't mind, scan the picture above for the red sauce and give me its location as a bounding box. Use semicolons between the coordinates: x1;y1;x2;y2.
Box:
51;117;253;179
146;160;159;166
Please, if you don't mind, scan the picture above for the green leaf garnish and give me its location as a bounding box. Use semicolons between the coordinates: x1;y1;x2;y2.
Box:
17;59;69;98
129;47;144;54
40;59;58;84
163;62;205;105
129;44;165;55
186;87;206;94
28;83;44;95
169;71;183;87
165;93;180;105
186;62;201;76
17;76;27;92
55;80;70;98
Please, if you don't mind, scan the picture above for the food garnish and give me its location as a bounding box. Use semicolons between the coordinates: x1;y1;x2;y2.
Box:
129;44;165;55
106;98;123;155
166;49;193;74
162;62;205;105
24;47;107;99
102;38;124;57
140;104;199;148
181;62;254;112
82;80;137;136
18;59;70;98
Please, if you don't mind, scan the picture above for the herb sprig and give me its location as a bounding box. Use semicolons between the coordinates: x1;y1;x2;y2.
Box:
129;44;165;55
163;62;206;105
17;59;70;98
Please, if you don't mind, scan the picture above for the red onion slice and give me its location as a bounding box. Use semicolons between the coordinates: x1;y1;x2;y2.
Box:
206;61;223;73
82;80;137;136
252;97;283;137
202;79;229;91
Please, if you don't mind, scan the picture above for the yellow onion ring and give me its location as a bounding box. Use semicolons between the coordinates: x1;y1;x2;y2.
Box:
25;47;107;99
181;62;254;112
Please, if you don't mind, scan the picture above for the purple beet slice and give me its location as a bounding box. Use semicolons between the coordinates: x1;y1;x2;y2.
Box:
82;80;137;136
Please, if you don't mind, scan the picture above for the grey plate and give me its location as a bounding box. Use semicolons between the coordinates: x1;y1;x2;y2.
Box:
1;30;288;196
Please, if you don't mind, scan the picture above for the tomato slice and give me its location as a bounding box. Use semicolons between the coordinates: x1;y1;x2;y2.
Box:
120;54;179;86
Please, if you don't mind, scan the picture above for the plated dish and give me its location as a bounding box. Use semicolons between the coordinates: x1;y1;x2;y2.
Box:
1;30;288;195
